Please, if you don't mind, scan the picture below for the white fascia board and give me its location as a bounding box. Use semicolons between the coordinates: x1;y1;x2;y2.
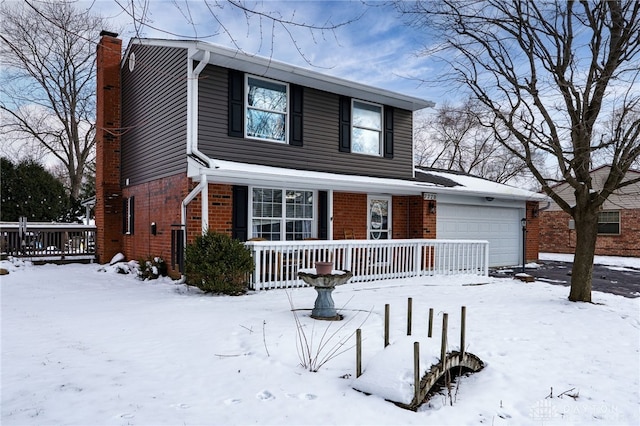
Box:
187;157;547;202
188;157;436;195
125;38;434;112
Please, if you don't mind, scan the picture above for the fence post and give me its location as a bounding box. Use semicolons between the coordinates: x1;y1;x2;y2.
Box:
407;297;413;336
428;308;434;338
384;304;390;348
414;341;420;403
440;313;448;366
460;306;466;357
356;328;362;378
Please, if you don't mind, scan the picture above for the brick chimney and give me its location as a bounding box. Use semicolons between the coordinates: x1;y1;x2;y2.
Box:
95;31;123;264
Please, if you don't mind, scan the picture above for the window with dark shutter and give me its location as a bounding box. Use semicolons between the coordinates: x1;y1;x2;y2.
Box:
384;105;394;158
122;196;135;235
318;191;328;240
228;69;244;137
339;96;351;152
232;186;249;241
290;84;303;146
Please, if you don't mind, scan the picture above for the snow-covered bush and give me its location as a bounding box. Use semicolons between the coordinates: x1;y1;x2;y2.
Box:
137;257;168;280
185;231;253;295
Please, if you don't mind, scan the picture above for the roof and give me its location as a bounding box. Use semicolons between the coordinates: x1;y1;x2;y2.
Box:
124;38;435;112
189;157;548;202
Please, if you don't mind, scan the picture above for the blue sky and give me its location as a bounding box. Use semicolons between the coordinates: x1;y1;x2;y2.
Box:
90;0;449;109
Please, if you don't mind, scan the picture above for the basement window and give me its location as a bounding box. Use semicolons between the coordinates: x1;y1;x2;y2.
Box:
597;211;619;235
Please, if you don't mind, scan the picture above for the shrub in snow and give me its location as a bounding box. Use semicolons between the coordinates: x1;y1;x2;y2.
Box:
137;257;168;280
185;231;253;295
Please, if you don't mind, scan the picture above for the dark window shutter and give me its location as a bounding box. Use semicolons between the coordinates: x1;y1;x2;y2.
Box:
232;185;249;241
129;196;135;235
290;84;303;146
318;191;328;240
339;96;351;152
384;105;394;158
122;198;128;234
228;70;244;137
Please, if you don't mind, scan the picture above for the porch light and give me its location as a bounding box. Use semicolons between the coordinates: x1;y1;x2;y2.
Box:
429;201;436;215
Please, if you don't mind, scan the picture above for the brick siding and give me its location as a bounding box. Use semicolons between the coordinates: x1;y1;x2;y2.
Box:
540;208;640;257
95;34;123;264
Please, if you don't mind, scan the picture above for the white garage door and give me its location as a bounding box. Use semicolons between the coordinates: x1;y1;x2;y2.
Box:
437;204;522;267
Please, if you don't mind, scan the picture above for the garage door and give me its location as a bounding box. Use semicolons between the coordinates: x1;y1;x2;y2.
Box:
437;204;522;267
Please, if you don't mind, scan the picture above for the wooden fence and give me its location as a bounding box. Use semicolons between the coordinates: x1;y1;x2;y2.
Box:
0;222;96;262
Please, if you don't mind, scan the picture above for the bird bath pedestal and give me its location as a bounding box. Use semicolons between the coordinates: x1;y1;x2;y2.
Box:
297;269;353;320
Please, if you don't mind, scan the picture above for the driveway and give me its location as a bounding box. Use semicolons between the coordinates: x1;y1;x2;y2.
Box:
493;260;640;298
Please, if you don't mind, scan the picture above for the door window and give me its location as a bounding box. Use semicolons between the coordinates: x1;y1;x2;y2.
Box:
368;196;391;240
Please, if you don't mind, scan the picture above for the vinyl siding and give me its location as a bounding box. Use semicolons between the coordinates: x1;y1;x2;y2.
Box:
545;167;640;211
121;45;188;185
197;64;414;180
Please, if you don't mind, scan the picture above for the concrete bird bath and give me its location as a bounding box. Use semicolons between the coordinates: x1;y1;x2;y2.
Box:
298;266;353;320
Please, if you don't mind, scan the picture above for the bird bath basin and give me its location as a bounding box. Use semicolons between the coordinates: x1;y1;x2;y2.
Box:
298;269;353;320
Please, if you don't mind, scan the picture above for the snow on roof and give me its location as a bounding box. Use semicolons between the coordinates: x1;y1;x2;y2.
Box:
190;158;547;202
414;168;547;201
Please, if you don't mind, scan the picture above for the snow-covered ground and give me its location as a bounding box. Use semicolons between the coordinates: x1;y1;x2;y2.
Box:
1;256;639;426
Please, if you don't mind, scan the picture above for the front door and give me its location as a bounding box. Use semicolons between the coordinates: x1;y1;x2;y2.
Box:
368;195;391;240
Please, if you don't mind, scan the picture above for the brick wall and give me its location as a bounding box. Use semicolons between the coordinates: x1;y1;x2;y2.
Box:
333;192;368;239
525;201;540;261
95;33;123;264
121;174;191;276
540;208;640;257
332;193;436;240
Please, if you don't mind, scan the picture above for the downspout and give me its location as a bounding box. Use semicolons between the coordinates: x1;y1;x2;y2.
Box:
181;174;209;236
186;49;212;166
181;48;213;277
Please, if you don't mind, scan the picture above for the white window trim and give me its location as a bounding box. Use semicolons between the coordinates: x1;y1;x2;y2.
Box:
597;210;621;235
245;74;290;144
352;99;383;157
249;186;317;241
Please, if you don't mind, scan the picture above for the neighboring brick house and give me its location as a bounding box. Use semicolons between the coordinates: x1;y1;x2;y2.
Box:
95;33;546;276
539;166;640;257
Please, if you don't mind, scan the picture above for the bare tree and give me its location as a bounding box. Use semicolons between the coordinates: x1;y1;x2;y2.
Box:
0;1;106;201
111;0;362;66
398;0;640;302
415;99;535;184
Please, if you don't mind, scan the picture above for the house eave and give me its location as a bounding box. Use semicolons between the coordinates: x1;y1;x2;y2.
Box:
187;158;548;202
124;38;434;112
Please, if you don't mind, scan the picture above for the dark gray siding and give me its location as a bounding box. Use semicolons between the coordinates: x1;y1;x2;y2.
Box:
198;65;414;180
121;45;188;185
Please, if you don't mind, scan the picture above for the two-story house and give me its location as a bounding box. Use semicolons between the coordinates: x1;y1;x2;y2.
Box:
95;33;545;277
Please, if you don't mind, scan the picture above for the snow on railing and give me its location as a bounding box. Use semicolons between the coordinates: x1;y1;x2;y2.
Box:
0;222;96;261
245;239;489;290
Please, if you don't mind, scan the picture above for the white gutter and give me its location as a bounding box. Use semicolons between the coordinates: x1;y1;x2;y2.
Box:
186;48;213;167
181;174;209;236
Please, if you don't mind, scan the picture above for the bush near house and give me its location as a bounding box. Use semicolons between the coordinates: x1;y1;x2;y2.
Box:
185;231;253;295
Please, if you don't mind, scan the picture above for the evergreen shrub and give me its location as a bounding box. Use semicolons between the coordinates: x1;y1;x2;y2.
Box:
185;231;253;295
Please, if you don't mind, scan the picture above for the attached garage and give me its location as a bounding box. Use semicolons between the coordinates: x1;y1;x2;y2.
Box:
437;202;524;267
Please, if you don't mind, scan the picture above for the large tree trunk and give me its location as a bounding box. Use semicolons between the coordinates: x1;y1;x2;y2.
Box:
569;197;599;303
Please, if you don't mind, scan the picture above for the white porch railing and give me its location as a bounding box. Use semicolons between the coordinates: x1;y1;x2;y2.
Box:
245;239;489;290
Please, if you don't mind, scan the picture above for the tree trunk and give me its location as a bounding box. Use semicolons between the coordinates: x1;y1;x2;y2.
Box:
569;205;599;303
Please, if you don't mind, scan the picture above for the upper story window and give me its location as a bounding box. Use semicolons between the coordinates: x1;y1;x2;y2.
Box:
352;100;382;156
598;211;620;235
339;96;394;158
229;70;303;145
246;76;288;142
